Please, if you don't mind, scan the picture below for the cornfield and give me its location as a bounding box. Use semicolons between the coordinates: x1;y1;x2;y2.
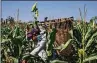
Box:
1;3;97;63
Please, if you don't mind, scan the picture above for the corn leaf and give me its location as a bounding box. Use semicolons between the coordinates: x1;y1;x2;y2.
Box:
54;39;73;51
84;27;92;42
85;31;97;51
47;28;56;51
83;55;97;62
31;2;37;12
51;60;68;63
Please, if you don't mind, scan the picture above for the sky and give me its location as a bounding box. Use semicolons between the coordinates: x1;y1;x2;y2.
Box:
2;1;97;22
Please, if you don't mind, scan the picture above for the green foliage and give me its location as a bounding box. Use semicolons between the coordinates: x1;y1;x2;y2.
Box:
1;3;97;62
47;28;56;51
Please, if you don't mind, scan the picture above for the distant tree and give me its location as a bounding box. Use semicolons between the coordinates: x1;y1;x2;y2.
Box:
7;16;15;24
6;19;7;24
4;20;5;24
70;16;74;19
1;18;3;24
1;18;3;21
90;16;97;24
44;17;48;21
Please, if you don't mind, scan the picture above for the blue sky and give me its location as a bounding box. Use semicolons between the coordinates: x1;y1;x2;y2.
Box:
2;1;97;22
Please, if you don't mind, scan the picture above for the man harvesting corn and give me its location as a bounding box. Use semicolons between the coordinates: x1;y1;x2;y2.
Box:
22;2;48;63
26;24;40;41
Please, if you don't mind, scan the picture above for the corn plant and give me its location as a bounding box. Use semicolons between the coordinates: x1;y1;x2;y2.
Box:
53;5;97;63
1;24;27;62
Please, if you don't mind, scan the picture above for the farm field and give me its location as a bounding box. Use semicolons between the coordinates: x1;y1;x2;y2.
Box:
1;1;97;63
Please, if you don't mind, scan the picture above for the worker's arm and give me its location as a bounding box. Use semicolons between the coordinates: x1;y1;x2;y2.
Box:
30;26;46;56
